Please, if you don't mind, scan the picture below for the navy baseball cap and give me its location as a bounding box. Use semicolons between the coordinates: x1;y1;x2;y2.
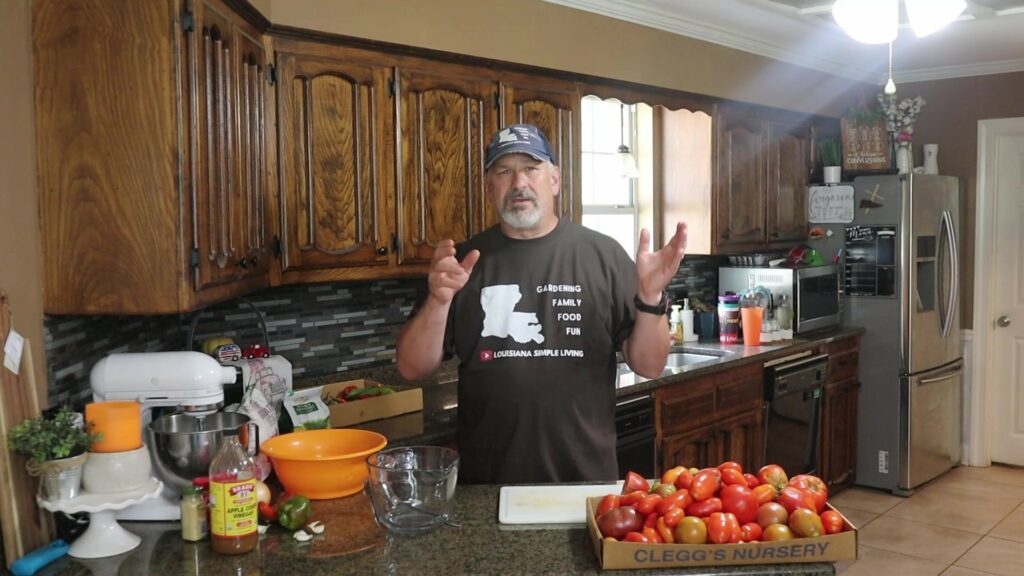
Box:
485;124;556;169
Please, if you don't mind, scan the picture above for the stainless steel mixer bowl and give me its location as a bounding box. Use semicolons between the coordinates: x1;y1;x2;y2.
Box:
148;412;252;491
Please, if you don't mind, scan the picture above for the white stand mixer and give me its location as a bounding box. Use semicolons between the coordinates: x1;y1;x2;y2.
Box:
90;351;237;520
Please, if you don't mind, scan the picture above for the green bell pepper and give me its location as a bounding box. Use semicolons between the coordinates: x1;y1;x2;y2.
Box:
276;495;312;531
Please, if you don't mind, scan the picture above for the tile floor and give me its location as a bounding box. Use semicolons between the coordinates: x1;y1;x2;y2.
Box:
830;464;1024;575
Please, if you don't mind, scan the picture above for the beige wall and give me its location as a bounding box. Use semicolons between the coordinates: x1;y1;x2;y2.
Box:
0;0;46;402
902;72;1024;326
268;0;868;117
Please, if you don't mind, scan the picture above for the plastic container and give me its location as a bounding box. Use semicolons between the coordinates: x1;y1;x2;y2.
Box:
718;295;741;344
209;429;258;555
741;306;764;346
84;401;142;452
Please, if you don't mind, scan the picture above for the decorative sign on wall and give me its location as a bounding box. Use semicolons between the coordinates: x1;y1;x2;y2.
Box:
840;117;893;173
808;185;854;223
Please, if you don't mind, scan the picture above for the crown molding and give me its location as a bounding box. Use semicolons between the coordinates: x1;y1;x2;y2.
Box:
541;0;1024;84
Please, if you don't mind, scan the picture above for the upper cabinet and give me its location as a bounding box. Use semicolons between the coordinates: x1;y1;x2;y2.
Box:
394;65;499;266
274;39;394;284
659;104;820;255
34;0;271;314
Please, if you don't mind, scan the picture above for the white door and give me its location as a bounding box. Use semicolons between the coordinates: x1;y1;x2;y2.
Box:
982;118;1024;465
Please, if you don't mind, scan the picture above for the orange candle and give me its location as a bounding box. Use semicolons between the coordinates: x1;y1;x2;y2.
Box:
85;401;142;453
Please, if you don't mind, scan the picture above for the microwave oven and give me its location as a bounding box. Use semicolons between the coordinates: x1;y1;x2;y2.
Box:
718;265;841;334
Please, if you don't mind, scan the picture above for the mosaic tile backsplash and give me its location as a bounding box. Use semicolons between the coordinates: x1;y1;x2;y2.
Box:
43;256;722;406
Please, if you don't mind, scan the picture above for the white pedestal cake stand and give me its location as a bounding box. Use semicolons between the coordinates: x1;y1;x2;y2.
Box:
37;478;163;558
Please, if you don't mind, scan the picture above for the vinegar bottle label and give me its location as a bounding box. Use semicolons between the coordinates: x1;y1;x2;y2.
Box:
210;479;258;537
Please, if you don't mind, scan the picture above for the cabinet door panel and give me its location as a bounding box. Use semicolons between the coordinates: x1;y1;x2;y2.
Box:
276;50;389;273
234;26;270;275
716;111;766;250
768;121;810;245
821;377;859;492
662;424;717;473
396;68;497;265
716;407;765;472
501;81;579;223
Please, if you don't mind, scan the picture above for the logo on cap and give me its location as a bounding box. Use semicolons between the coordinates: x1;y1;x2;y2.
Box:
485;124;555;169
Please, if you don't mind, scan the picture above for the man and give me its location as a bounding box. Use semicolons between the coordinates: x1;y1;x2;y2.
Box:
396;123;687;483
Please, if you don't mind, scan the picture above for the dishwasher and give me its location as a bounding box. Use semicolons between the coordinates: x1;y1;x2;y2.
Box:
764;353;828;476
615;394;656;479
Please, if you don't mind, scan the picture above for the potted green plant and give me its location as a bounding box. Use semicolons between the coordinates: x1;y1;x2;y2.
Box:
7;405;101;501
818;138;843;184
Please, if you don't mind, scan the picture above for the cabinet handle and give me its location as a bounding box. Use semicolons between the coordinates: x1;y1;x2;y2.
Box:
377;246;388;255
771;231;779;238
238;258;249;269
721;232;730;240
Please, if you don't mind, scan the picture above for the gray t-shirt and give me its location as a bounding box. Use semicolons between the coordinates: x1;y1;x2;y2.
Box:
445;220;638;483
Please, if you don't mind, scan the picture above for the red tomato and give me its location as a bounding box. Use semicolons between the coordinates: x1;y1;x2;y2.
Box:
637;493;663;516
597;494;621;516
717;461;743;475
662;507;685;528
685;496;722;518
622;471;650;495
753;483;777;505
757;464;789;490
673;468;694;490
788;474;829;513
644;511;660;529
775;486;816;514
661;466;688;486
706;512;741;544
656;516;675;544
623;531;649;543
596;506;643;539
821;510;845;534
743;473;761;489
620;490;647;507
740;522;763;542
698;467;723;482
690;470;720;501
756;502;789;528
642;526;664;544
719;484;759;525
720;467;747;487
656;490;692;515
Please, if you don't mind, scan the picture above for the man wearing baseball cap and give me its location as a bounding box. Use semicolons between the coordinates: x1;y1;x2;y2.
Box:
397;123;688;484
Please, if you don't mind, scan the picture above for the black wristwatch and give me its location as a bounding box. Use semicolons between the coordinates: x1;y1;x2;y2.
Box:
633;292;669;316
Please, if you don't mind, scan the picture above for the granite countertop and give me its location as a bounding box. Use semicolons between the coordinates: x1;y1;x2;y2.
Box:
41;485;835;576
291;326;865;447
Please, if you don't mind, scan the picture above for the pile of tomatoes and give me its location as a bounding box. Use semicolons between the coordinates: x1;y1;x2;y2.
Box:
595;462;847;545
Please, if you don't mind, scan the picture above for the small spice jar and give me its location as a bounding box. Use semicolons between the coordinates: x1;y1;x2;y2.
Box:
180;486;209;542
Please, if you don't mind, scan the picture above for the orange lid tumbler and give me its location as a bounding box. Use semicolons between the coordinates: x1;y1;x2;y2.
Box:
85;401;142;452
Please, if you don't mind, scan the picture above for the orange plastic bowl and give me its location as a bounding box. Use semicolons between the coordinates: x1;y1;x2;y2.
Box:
260;429;387;499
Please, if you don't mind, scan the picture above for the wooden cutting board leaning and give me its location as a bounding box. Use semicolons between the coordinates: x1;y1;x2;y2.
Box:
0;290;54;567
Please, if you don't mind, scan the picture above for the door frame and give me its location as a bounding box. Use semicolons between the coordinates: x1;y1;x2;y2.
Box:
970;117;1024;466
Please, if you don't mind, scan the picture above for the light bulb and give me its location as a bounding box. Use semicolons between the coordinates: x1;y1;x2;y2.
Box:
884;77;896;95
833;0;897;44
905;0;966;38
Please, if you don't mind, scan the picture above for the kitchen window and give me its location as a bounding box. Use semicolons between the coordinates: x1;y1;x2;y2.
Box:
580;96;653;258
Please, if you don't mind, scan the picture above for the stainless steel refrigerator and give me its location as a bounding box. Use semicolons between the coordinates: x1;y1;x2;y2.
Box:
819;174;962;494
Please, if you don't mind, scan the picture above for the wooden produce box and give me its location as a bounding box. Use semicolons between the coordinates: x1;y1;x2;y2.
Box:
320;379;423;428
585;496;858;570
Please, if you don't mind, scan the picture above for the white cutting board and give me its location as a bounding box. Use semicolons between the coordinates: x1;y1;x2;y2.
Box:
497;483;623;525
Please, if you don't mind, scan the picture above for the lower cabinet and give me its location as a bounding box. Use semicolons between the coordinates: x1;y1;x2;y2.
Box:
656;362;765;474
819;335;861;494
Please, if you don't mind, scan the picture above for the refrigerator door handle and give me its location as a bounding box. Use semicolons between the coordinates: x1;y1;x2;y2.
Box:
940;209;958;338
919;370;960;386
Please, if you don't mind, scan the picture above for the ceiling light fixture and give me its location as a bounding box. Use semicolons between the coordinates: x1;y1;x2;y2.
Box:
617;103;639;179
884;41;897;94
832;0;967;44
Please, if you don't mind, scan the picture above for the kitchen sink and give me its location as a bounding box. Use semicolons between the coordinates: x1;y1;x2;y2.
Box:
664;351;722;368
616;348;730;388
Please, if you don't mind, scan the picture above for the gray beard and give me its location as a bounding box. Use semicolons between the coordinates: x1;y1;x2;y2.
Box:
500;190;541;229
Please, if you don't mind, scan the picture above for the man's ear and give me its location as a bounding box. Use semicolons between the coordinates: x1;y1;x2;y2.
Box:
550;164;561;196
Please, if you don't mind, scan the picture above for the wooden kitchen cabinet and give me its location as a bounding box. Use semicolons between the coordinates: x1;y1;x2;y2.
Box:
394;65;499;266
819;335;861;493
766;118;812;245
500;78;581;222
715;107;768;251
34;0;271;314
273;39;394;283
656;362;765;473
